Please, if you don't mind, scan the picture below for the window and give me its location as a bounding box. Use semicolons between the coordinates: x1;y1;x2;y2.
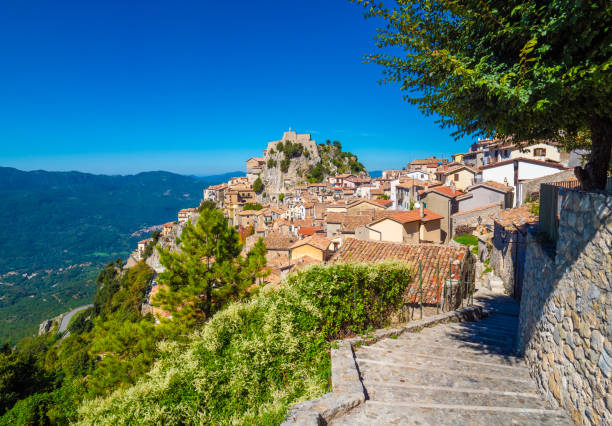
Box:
534;148;546;157
454;173;459;181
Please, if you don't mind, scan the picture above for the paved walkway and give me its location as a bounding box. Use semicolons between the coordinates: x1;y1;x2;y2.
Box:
331;290;572;425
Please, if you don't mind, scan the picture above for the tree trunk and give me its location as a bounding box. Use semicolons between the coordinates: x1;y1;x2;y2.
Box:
575;118;612;190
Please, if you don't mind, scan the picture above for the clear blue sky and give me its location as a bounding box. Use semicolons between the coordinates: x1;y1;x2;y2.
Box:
0;0;471;175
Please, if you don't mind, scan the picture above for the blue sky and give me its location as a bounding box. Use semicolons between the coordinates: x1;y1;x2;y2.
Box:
0;0;471;175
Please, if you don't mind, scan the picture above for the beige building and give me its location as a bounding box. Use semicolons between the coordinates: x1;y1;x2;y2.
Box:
346;199;391;215
437;165;479;191
289;235;332;262
363;208;442;244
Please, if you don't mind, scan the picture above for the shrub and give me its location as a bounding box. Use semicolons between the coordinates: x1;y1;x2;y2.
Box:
267;158;276;169
78;262;412;425
243;203;263;211
252;177;264;194
280;158;290;173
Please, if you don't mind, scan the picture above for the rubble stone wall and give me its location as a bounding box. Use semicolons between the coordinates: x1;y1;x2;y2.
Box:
519;189;612;425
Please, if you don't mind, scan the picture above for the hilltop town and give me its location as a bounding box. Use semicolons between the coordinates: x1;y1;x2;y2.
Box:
127;130;581;296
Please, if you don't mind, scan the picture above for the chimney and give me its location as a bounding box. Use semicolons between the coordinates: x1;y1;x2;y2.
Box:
420;202;424;218
450;182;456;194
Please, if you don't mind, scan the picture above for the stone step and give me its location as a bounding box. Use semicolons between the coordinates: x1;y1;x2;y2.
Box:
330;401;573;426
356;355;530;381
356;358;537;393
363;382;551;409
369;341;525;367
397;330;519;351
356;345;530;376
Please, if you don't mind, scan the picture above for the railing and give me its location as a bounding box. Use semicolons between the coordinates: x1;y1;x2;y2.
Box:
398;254;476;322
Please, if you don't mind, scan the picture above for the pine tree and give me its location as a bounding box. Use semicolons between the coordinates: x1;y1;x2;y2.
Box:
154;208;252;328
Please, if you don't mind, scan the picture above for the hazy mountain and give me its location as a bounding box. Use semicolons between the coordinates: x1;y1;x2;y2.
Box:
0;167;227;342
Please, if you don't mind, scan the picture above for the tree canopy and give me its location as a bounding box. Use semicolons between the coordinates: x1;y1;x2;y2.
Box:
355;0;612;189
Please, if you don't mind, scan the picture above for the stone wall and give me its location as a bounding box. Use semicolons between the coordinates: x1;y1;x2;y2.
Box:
489;220;530;299
519;189;612;425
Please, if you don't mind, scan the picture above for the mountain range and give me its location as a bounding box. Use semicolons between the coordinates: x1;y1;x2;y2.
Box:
0;167;240;343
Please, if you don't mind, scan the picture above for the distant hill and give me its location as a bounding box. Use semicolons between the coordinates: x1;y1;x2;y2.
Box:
191;170;244;184
0;167;228;343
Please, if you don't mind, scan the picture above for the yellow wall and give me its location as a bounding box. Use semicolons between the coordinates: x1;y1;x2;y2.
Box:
446;169;475;190
291;245;325;262
369;219;404;243
509;143;561;162
420;219;442;243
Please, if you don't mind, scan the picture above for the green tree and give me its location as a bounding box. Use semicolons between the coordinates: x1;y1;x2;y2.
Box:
278;193;285;203
355;0;611;189
267;158;277;169
199;200;217;212
243;202;263;211
252;176;264;193
154;209;248;327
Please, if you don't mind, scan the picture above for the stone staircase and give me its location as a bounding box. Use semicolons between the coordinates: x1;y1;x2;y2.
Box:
330;291;573;425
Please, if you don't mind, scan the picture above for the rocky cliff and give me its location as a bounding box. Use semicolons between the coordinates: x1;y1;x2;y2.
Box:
258;131;367;201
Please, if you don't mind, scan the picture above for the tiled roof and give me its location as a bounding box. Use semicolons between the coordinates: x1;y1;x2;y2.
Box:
492;205;538;229
411;157;449;165
470;181;514;193
330;239;468;304
341;215;374;233
264;233;297;250
325;212;347;224
238;210;260;216
387;209;443;224
425;186;465;198
297;226;323;236
138;238;153;244
290;235;331;251
440;165;479;175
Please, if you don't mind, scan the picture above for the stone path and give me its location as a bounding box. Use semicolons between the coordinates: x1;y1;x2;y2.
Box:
330;290;573;425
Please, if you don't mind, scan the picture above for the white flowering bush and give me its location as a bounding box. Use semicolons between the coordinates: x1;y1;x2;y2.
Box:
78;262;411;425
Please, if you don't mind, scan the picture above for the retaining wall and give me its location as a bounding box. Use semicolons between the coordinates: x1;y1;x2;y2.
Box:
519;189;612;425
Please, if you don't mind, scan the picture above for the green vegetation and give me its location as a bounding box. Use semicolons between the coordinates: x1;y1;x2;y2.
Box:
355;0;611;190
0;167;216;343
142;230;161;260
0;205;270;423
79;262;412;424
243;202;263;211
529;201;540;217
155;209;264;327
267;158;277;168
252;176;264;193
307;140;366;182
280;158;291;173
377;194;389;200
278;193;285;203
453;234;478;247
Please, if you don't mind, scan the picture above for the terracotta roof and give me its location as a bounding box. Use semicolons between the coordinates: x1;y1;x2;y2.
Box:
397;179;429;189
440;165;479;175
293;218;315;228
330;239;468;304
297;226;323;236
290;235;331;251
492;205;538;229
341;215;374;233
325;212;347;224
264;233;297;250
425;186;465;198
411;157;449;165
349;199;392;209
290;255;322;270
387;209;443;224
138;238;153;245
470;181;514;193
238;210;260;216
